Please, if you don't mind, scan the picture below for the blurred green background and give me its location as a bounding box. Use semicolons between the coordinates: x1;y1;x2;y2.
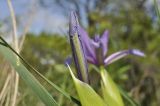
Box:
0;0;160;106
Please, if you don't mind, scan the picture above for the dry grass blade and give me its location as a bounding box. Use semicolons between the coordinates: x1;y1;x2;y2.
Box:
6;0;19;105
0;0;34;105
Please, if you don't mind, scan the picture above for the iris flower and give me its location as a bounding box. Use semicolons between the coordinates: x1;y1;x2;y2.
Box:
68;12;145;106
79;26;145;66
69;11;145;83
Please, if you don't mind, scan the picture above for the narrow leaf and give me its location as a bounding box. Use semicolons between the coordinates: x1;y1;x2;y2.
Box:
0;44;59;106
118;86;140;106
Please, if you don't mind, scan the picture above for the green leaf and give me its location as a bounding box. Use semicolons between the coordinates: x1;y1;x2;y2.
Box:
100;67;124;106
0;36;80;105
67;64;106;106
0;44;59;106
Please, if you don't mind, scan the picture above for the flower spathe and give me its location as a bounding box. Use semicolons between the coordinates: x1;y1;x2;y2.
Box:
69;11;89;83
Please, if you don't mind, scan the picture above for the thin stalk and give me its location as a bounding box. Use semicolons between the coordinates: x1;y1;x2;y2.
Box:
0;74;11;100
7;0;19;105
5;81;12;106
0;76;11;106
7;0;19;52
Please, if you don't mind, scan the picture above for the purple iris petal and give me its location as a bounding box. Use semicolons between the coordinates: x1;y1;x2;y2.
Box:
94;35;100;42
104;49;145;65
130;49;145;57
80;29;110;65
90;35;105;65
85;55;97;64
79;27;97;63
91;35;100;48
100;30;109;56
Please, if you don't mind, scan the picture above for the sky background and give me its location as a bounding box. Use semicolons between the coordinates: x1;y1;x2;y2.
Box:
0;0;68;35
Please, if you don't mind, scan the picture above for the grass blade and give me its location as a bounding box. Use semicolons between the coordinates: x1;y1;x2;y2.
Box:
0;43;59;106
118;86;140;106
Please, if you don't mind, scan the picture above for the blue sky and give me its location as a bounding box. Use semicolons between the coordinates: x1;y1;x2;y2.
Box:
0;0;68;34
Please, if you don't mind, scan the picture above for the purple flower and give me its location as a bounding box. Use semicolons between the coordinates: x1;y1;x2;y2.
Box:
79;26;145;66
68;11;145;83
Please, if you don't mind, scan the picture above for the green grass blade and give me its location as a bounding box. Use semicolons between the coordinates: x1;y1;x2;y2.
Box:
0;44;59;106
118;86;140;106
